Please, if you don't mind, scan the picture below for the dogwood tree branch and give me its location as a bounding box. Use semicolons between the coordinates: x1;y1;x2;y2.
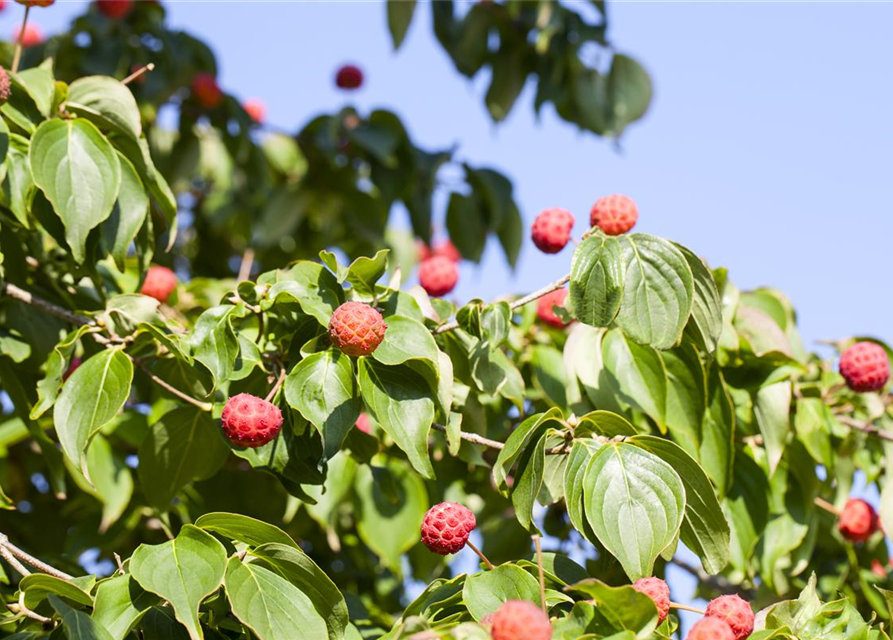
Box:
836;415;893;444
133;358;213;412
0;532;73;580
2;282;92;326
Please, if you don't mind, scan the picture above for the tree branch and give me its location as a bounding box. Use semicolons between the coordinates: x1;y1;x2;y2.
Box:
133;358;213;412
433;273;571;335
431;422;504;450
836;415;893;444
0;532;73;580
2;282;92;326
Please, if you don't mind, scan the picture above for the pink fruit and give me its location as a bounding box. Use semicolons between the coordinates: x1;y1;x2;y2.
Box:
531;208;574;254
328;302;387;357
590;194;638;236
221;393;283;448
839;341;890;393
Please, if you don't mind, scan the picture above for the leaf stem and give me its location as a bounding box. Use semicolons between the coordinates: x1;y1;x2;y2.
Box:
814;496;840;516
133;357;213;412
10;3;30;74
532;534;547;613
122;62;155;86
265;366;286;403
431;422;504;450
465;539;494;571
670;602;706;615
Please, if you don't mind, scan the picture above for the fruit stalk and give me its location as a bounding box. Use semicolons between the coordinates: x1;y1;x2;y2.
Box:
465;539;494;570
11;3;30;74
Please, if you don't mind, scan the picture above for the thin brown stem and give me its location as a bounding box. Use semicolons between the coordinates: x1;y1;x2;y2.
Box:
465;539;494;571
122;62;155;86
670;602;706;615
10;597;53;625
237;248;255;282
433;273;570;335
431;422;504;450
532;535;547;613
0;544;31;577
2;283;92;326
134;358;213;412
1;534;73;580
837;415;893;444
814;496;840;516
265;366;286;403
11;4;30;74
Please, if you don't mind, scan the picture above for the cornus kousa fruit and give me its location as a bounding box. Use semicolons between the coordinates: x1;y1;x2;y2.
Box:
632;577;670;623
537;288;570;328
15;0;54;6
96;0;132;18
221;393;283;448
328;302;386;357
140;265;177;303
354;413;371;434
531;207;574;254
243;98;265;124
417;240;462;263
705;595;754;640
590;194;639;236
335;64;363;90
420;502;476;555
489;600;552;640
191;73;224;109
0;66;10;106
687;617;735;640
15;24;43;47
839;341;890;392
838;498;879;542
418;256;459;297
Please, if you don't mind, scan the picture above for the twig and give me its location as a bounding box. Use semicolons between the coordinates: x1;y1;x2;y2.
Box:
9;598;53;625
0;533;72;580
532;535;547;613
837;416;893;444
431;422;504;450
264;366;286;403
0;544;31;577
11;3;30;74
114;553;125;575
122;63;154;86
433;273;571;335
814;496;840;516
466;539;494;571
133;358;213;412
2;283;92;326
237;248;255;282
671;602;706;615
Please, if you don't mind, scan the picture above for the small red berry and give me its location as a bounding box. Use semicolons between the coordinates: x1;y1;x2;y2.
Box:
221;393;283;448
62;357;82;382
839;342;890;393
432;240;462;263
191;73;224;110
838;498;879;543
420;502;476;555
243;98;265;124
14;23;43;47
531;208;574;254
140;265;177;303
355;413;371;435
632;577;670;623
0;66;10;106
705;595;754;640
0;0;6;12
590;194;638;236
335;64;363;90
489;600;552;640
418;256;459;297
536;289;570;328
328;302;387;357
687;617;735;640
96;0;132;19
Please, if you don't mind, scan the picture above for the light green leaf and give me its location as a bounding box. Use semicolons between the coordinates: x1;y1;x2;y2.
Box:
663;343;706;456
17;66;55;117
30;118;122;263
565;579;658;635
569;234;624;327
104;152;149;270
676;245;722;353
493;409;562;495
188;305;239;385
264;262;344;326
701;362;735;497
601;329;667;429
462;564;540;621
754;381;791;475
372;315;439;372
195;512;298;549
83;434;133;531
67;75;142;140
1;136;35;228
92;574;159;640
21;574;94;608
50;595;114;640
345;249;389;295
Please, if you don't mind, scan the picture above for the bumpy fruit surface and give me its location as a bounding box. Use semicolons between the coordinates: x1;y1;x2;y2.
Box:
15;24;43;47
632;577;670;623
838;498;879;542
328;302;386;357
705;595;754;640
0;66;10;106
355;413;371;435
420;502;476;555
191;73;224;109
839;341;890;392
590;194;638;236
687;617;735;640
531;207;574;254
140;265;177;303
490;600;552;640
243;98;265;124
335;64;363;90
96;0;132;18
221;393;283;448
537;289;570;328
15;0;54;6
418;256;459;297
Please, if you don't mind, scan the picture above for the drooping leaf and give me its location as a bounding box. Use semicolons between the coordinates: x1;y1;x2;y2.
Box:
387;0;417;49
568;234;624;327
188;305;239;386
601;329;667;430
67;75;142;140
462;564;540;621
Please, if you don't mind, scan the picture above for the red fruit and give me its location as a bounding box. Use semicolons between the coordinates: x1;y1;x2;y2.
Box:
536;289;570;328
418;256;459;297
416;240;432;262
632;577;670;623
433;240;462;263
420;502;476;555
221;393;283;448
335;64;363;90
62;357;82;382
839;342;890;393
705;595;754;640
531;208;574;254
0;66;10;106
355;413;371;435
140;265;177;303
687;617;735;640
838;498;879;543
872;559;887;578
0;0;6;12
191;73;224;109
96;0;132;18
14;23;43;47
490;600;552;640
15;0;54;6
243;98;265;124
590;194;638;236
328;302;387;357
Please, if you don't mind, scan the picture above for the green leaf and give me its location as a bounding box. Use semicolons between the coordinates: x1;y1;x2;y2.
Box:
485;45;527;122
676;245;722;353
265;262;345;326
606;54;653;133
601;329;667;429
493;409;561;495
511;431;547;531
103;152;149;270
224;557;328;640
250;543;349;640
54;349;133;474
387;0;417;49
372;315;439;372
583;442;685;580
188;305;239;386
663;343;706;456
358;358;435;479
345;249;389;296
17;65;55;117
139;606;191;640
354;461;428;572
50;595;114;640
0;136;35;228
67;75;142;140
497;201;523;267
138;407;230;512
565;579;658;635
446;192;487;262
627;435;730;574
701;362;735;497
82;434;133;531
576;411;639;438
285;349;361;460
113;135;178;247
92;574;159;640
130;525;228;640
462;564;540;621
614;234;694;350
195;512;298;549
0;116;9;165
21;574;94;608
754;381;791;475
569;234;624;327
30;118;122;263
